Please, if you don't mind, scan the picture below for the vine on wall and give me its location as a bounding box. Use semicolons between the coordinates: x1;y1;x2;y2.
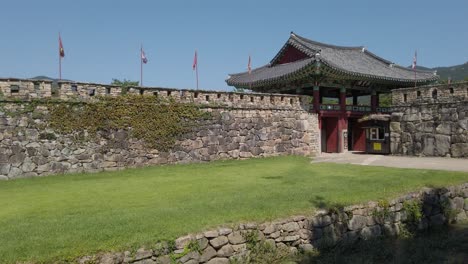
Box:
47;95;210;151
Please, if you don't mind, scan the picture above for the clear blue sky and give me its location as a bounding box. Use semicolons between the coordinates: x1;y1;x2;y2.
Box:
1;0;467;91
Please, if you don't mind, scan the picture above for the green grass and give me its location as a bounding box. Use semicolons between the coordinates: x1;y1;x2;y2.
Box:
0;156;467;263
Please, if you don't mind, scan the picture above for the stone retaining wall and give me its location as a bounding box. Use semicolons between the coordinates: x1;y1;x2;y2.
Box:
75;183;468;264
0;101;319;180
391;82;468;157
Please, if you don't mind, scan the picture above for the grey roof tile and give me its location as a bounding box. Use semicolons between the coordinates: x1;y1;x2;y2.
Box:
226;32;438;88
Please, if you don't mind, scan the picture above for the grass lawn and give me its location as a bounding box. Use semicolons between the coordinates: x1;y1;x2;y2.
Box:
0;156;467;263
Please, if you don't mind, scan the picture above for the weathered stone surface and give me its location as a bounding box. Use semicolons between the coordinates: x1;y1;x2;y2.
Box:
281;222;300;232
206;257;229;264
179;251;200;263
0;164;11;175
299;243;314;252
263;224;276;235
360;225;381;240
218;228;232;236
98;253;124;264
197;237;209;250
133;259;156;264
311;215;332;228
451;143;468;157
155;255;171;264
283;235;300;242
175;235;194;249
134;248;153;261
204;230;219;238
209;236;228;249
217;244;234;257
200;246;217;263
451;197;465;211
227;231;245;245
348;215;367;231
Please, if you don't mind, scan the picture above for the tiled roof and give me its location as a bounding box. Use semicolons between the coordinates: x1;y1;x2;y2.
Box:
226;32;438;88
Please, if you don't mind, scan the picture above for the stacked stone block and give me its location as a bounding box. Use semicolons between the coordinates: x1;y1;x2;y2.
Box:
391;82;468;157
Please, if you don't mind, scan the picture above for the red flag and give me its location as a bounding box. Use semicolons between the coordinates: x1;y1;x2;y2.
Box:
141;48;148;64
59;34;65;58
248;55;252;74
412;50;417;69
192;50;197;70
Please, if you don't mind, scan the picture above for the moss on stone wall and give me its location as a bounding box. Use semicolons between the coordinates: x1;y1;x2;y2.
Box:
46;95;210;151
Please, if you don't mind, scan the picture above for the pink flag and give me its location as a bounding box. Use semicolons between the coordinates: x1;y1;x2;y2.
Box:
248;55;252;74
192;50;198;70
59;34;65;58
141;48;148;64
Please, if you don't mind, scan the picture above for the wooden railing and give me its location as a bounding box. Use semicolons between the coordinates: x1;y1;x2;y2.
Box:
319;104;393;113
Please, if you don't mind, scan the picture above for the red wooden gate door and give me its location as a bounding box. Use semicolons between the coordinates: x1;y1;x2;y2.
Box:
352;120;366;152
324;117;338;153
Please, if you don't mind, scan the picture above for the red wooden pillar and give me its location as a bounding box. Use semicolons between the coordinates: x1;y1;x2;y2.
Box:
339;87;346;112
339;88;348;152
371;90;377;112
313;85;320;112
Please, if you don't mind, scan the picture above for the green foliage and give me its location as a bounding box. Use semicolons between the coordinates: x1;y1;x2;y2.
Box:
232;239;292;264
398;223;414;239
243;231;259;250
1;100;39;117
38;132;57;140
47;95;209;151
111;79;139;94
403;200;423;224
378;94;392;107
170;240;200;263
439;198;459;222
372;199;391;221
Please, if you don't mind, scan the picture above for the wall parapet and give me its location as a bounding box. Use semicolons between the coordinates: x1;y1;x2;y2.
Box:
392;82;468;106
0;78;312;111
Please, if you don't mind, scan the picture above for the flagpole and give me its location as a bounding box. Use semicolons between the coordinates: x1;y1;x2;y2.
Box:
248;54;252;90
140;44;143;86
59;33;62;80
414;50;417;88
59;51;62;80
196;50;199;90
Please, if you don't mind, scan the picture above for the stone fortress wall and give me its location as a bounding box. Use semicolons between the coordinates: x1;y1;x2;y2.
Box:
0;78;320;180
390;82;468;157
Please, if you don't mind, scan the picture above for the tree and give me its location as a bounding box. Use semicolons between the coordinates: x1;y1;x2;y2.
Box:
111;79;139;94
111;79;139;87
232;87;253;93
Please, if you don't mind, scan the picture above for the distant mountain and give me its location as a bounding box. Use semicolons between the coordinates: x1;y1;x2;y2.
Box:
31;76;73;82
410;62;468;81
432;62;468;81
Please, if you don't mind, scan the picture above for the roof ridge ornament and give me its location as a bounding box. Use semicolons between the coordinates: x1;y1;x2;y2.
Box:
361;47;366;53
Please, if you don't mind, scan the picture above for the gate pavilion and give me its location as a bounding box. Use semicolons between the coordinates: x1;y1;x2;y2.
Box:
226;32;438;153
